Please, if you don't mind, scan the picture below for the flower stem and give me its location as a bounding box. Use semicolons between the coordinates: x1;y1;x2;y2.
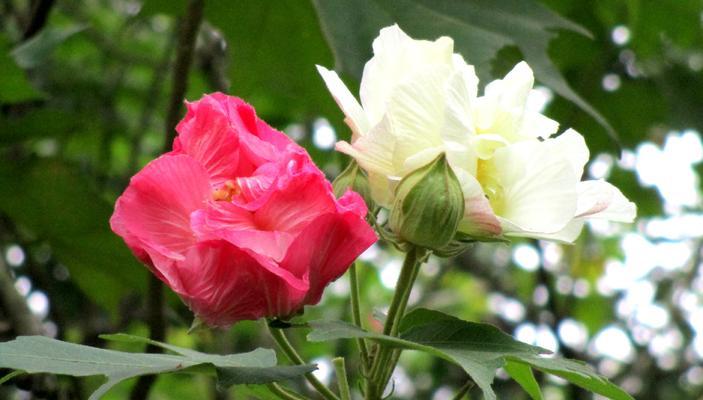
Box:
333;357;352;400
450;380;474;400
267;383;307;400
349;263;370;370
366;247;427;399
267;325;340;400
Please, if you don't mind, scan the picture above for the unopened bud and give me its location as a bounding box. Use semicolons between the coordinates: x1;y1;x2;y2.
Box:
389;154;464;251
332;160;374;209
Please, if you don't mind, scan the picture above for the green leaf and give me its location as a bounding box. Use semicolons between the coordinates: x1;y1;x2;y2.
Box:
12;25;86;68
311;0;619;151
0;35;43;103
504;360;543;400
0;160;146;311
308;308;632;400
0;335;314;400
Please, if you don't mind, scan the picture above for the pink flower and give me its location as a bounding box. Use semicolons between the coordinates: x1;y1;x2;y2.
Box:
110;93;377;327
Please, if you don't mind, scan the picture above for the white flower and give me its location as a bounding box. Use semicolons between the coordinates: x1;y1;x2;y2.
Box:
318;24;636;243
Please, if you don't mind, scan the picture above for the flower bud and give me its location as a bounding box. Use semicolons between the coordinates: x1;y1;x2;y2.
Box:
389;154;464;251
333;160;374;209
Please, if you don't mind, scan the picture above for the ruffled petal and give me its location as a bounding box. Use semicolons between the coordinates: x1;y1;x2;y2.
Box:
280;206;377;307
170;241;307;327
173;100;241;187
110;154;210;260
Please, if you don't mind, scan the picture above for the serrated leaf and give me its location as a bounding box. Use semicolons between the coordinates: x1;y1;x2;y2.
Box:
311;0;619;151
0;335;314;400
308;308;632;400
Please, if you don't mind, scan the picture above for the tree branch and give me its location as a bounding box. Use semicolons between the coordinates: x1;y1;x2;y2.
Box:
22;0;55;40
162;0;205;152
130;1;204;399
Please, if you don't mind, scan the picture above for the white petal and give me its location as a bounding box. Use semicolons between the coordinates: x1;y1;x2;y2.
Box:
501;217;584;243
316;65;369;138
443;65;477;145
517;110;559;139
493;61;534;110
385;67;449;173
360;25;454;126
552;129;590;176
335;116;396;177
489;139;579;234
576;180;637;222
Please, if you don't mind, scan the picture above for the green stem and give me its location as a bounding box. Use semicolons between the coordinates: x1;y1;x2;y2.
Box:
450;380;474;400
267;325;340;400
349;263;370;370
267;383;307;400
333;357;352;400
366;247;426;399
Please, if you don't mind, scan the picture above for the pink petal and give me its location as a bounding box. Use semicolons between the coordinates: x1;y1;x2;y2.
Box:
280;205;377;306
253;161;338;232
110;154;210;260
190;201;295;262
173;101;241;187
169;241;307;327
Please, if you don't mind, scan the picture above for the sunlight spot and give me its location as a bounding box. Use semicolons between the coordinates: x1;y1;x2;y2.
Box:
310;357;332;385
611;25;631;46
285;123;306;141
380;258;402;289
588;153;614;179
591;326;634;362
526;86;554;113
558;319;588;351
602;73;621;92
513;244;540;271
28;291;49;319
14;276;31;296
5;244;25;267
313;118;337;150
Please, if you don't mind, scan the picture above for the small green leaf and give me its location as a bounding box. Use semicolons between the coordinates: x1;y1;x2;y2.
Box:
0;35;42;103
0;335;314;400
505;360;543;400
12;25;86;68
308;308;632;400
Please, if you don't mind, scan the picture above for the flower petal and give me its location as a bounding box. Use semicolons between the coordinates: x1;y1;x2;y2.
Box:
316;65;369;138
360;24;454;126
171;242;307;327
489;139;579;235
110;154;210;260
576;180;637;222
173;101;241;187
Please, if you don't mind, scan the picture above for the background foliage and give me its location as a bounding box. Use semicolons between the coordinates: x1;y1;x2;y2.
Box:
1;0;703;399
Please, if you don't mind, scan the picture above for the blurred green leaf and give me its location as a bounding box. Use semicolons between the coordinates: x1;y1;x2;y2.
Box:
0;335;314;400
0;159;145;311
505;360;543;400
12;25;86;69
0;36;43;103
311;0;619;151
309;308;632;400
